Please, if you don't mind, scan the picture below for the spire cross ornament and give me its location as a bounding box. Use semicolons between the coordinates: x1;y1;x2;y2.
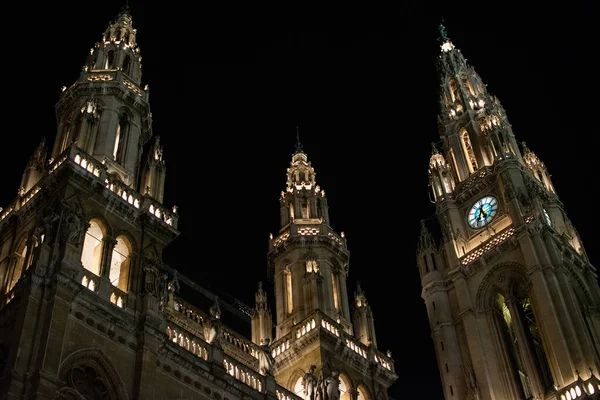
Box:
295;125;304;153
438;18;449;42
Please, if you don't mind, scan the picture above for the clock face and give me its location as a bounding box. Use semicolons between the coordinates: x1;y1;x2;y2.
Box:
543;208;552;226
468;196;499;228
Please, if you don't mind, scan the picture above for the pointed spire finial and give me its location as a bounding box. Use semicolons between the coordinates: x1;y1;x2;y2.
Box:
295;125;304;153
431;142;439;154
439;18;449;42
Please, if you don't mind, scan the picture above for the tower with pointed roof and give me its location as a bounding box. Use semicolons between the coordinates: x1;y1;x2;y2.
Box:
262;140;397;400
0;5;185;398
418;24;600;400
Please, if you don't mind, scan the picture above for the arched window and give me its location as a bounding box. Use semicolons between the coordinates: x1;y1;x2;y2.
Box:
109;236;131;292
338;374;351;400
357;385;369;400
6;245;27;293
81;220;104;276
289;202;295;221
284;266;293;314
301;197;310;219
122;56;131;76
461;129;478;173
105;50;115;69
316;198;323;219
461;75;474;96
449;80;459;102
332;273;340;311
293;376;304;399
60;122;72;153
113;114;128;164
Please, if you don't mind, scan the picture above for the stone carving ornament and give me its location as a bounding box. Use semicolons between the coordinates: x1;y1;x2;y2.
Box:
303;365;318;400
257;338;276;376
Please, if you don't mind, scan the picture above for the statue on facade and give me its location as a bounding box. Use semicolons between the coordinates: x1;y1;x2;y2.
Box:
323;371;340;400
203;298;222;345
257;338;276;376
303;365;318;400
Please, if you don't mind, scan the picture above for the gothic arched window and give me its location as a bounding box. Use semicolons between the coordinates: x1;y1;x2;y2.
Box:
122;55;131;76
301;197;310;219
109;235;131;292
6;244;27;294
284;266;293;314
449;79;459;102
332;273;340;311
105;50;115;69
60;122;72;154
81;220;104;276
289;201;295;221
113;114;128;164
460;129;478;173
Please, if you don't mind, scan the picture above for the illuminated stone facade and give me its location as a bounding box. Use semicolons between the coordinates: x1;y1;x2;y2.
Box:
0;6;397;400
417;26;600;400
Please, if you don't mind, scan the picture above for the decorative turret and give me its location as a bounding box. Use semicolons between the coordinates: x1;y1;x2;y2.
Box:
352;282;377;347
268;133;351;338
429;143;455;202
19;138;47;195
436;23;522;183
141;136;166;202
278;130;329;228
251;281;273;345
521;142;556;194
52;5;152;189
416;220;440;278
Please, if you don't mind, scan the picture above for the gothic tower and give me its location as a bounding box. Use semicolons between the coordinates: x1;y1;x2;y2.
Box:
0;6;180;398
418;25;600;400
261;138;397;400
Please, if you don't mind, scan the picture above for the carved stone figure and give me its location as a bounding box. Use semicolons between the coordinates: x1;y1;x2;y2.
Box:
204;298;222;345
303;365;318;400
63;212;84;245
323;371;340;400
257;338;276;376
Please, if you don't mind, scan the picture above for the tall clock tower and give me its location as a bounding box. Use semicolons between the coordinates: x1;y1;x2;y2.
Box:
417;25;600;400
258;139;397;400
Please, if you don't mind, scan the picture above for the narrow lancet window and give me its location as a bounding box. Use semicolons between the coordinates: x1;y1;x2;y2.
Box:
113;114;128;164
332;274;340;311
285;266;293;314
461;129;478;173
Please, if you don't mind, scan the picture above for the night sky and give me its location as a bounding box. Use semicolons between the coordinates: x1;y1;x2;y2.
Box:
2;2;598;399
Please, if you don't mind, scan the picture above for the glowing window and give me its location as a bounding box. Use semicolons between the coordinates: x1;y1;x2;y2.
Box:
81;220;104;276
109;236;131;291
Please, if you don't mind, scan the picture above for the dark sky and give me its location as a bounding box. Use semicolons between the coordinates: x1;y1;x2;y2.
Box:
2;2;598;399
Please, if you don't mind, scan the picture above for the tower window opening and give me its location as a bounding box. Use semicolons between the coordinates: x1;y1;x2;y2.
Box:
289;202;294;221
113;114;128;164
6;245;27;293
284;266;293;314
449;80;458;103
423;255;429;272
301;197;309;218
445;363;449;373
122;55;131;76
109;236;131;292
450;385;454;396
462;75;474;96
81;220;104;276
433;301;436;310
60;125;72;154
105;50;115;69
441;341;444;351
332;274;340;311
461;129;478;173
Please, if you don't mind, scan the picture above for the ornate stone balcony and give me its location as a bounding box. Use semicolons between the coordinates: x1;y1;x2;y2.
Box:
269;222;346;251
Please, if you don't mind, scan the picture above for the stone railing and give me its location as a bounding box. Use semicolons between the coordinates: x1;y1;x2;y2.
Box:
557;374;599;400
270;223;346;251
166;325;209;361
270;311;395;374
460;226;516;265
276;386;303;400
223;357;264;392
85;70;149;101
80;269;100;293
222;329;260;361
110;286;127;309
105;174;142;209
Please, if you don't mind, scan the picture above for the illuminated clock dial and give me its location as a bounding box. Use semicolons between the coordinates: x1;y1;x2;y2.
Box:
543;208;552;226
468;196;499;228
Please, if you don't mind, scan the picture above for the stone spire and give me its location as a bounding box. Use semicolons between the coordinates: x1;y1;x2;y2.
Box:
251;282;273;345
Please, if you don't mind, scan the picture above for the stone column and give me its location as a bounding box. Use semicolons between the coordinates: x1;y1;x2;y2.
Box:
98;236;117;299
